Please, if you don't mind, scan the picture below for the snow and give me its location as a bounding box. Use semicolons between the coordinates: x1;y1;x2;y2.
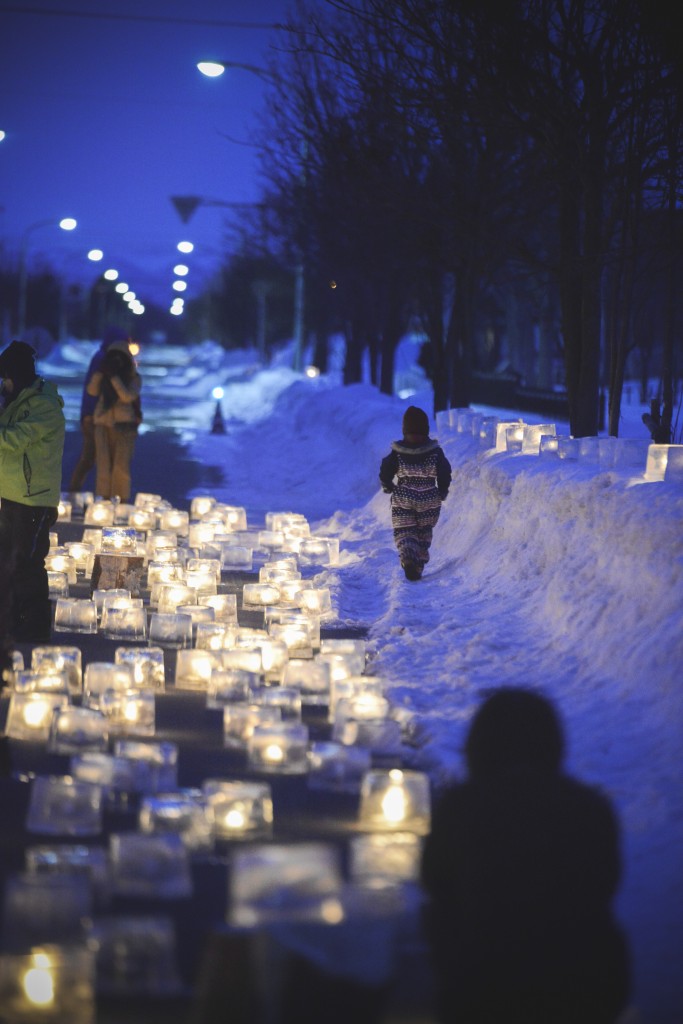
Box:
42;339;683;1021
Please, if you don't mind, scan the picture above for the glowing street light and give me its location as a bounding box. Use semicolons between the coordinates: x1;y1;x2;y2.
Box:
103;269;118;281
177;241;194;254
196;61;225;78
18;217;78;336
88;249;104;262
197;60;274;83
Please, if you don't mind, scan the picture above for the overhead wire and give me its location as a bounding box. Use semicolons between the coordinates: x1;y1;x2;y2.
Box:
0;5;284;29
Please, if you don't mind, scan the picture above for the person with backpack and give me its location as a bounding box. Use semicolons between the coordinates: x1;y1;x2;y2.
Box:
67;325;130;493
379;405;451;580
87;338;142;501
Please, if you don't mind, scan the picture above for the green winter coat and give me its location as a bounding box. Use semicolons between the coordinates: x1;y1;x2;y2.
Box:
0;377;65;506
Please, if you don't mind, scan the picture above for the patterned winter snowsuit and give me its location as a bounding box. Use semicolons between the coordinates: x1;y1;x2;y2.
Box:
379;438;451;571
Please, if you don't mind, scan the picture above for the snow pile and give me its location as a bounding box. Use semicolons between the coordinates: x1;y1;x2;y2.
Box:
182;370;682;1020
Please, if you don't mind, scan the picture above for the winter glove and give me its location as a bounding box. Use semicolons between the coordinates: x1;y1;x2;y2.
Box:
382;484;394;494
438;490;448;501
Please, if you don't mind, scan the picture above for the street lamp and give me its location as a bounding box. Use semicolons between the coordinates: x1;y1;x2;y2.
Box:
196;59;306;372
196;60;274;83
18;217;77;337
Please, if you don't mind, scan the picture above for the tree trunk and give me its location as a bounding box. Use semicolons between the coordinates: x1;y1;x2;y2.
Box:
559;181;584;435
447;272;474;408
576;165;604;438
343;320;363;384
660;145;677;443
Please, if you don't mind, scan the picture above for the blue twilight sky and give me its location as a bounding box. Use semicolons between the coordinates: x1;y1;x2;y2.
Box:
0;0;305;311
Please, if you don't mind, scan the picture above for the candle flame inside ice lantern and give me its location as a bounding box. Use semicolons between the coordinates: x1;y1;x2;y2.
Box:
85;500;115;526
190;495;215;518
359;768;431;835
381;771;408;823
24;699;51;728
22;951;55;1006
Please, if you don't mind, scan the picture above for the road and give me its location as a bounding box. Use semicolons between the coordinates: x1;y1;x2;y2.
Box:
62;428;224;512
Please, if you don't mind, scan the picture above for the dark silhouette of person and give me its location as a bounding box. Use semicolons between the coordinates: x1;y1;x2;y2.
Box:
421;688;630;1024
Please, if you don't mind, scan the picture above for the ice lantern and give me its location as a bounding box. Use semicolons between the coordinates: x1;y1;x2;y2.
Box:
359;768;431;835
247;721;309;774
203;779;273;842
190;495;216;519
57;497;72;520
174;649;218;690
45;552;77;584
138;792;212;852
243;582;281;607
84;500;115;526
115;647;165;690
53;598;98;634
65;541;95;575
128;506;157;532
100;689;155;737
665;445;683;481
31;646;82;696
147;612;193;649
26;775;103;836
494;420;523;453
0;947;95;1024
522;423;556;455
101;527;137;555
158;508;190;535
83;662;134;710
5;692;69;742
349;832;422;886
505;423;525;453
228;842;343;927
645;443;683;482
100;597;147;641
48;706;109;755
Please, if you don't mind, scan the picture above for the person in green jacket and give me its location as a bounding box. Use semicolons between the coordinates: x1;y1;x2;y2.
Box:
0;340;65;643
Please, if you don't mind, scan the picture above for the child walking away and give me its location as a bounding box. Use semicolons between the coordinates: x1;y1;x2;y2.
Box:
379;406;451;581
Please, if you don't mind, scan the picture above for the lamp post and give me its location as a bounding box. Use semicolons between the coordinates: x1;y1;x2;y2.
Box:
18;217;77;337
197;60;306;373
58;248;104;342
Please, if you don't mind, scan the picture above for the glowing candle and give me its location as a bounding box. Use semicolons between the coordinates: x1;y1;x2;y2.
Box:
381;772;408;824
359;768;431;835
24;699;51;729
22;951;55;1007
263;743;285;764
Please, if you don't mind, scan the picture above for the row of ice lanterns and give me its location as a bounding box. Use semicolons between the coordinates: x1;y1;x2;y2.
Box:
2;634;428;1011
436;407;683;480
0;815;422;1014
54;491;339;571
44;569;336;643
5;633;420;801
1;506;430;1014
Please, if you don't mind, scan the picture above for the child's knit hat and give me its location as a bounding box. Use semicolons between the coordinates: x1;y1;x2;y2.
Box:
402;405;429;437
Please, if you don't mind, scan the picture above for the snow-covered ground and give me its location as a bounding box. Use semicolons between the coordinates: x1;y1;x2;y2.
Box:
43;339;683;1022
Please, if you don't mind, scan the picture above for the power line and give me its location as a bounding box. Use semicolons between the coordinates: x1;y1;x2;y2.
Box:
0;5;284;29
